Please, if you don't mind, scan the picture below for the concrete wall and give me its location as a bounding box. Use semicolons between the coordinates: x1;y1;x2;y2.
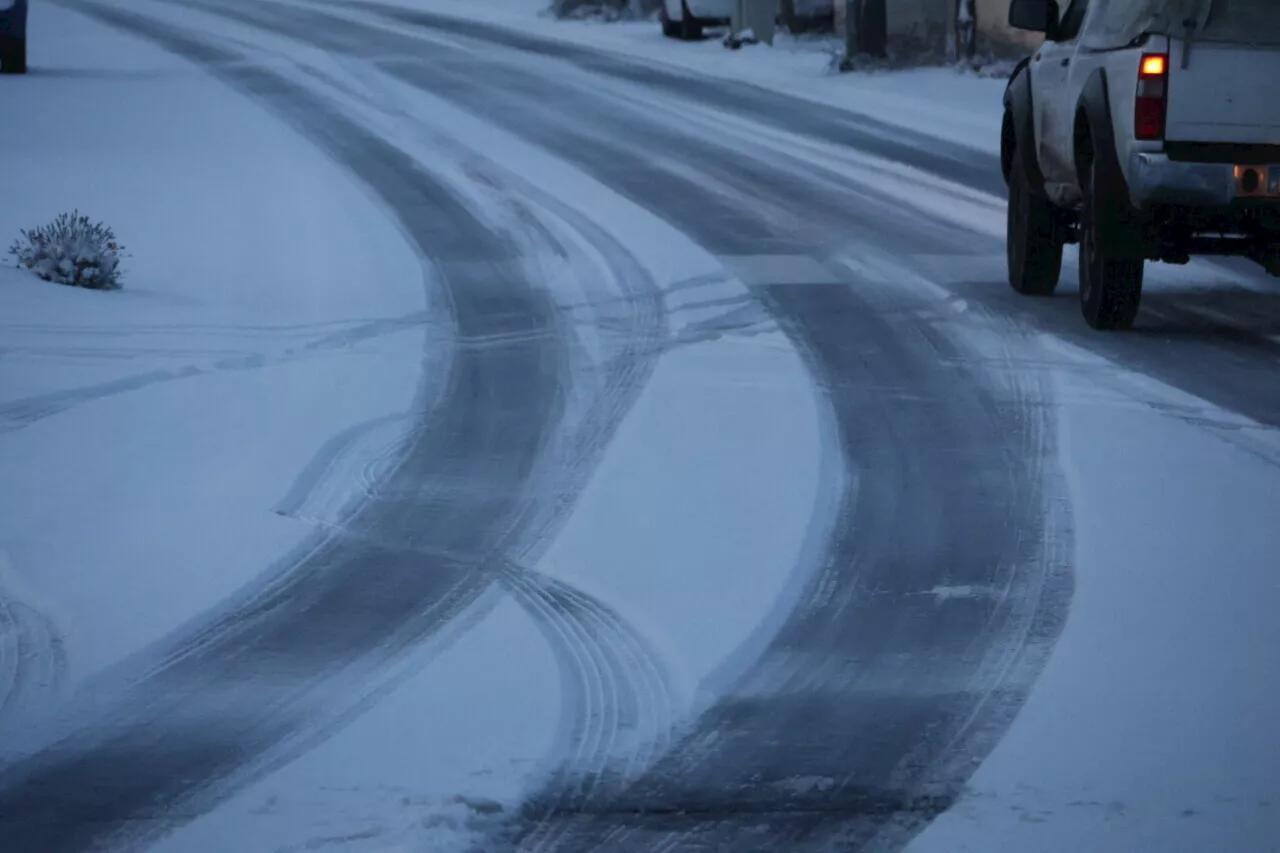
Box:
976;0;1044;53
828;0;950;55
888;0;950;56
828;0;1040;58
887;0;948;34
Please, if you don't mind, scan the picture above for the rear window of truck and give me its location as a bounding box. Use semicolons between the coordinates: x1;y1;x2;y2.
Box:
1201;0;1280;45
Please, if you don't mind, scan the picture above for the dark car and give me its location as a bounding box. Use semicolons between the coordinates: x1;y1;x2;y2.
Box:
0;0;27;74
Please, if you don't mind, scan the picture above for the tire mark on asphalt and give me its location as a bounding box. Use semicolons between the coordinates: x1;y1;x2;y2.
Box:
347;81;679;850
374;0;1280;446
178;8;1073;850
196;20;1082;853
291;0;1280;439
0;5;569;851
160;16;681;842
4;4;1069;852
168;0;945;260
1;5;675;849
498;564;677;853
307;27;1069;853
171;0;673;559
501;195;668;561
517;276;1070;853
328;0;1005;197
189;13;1280;853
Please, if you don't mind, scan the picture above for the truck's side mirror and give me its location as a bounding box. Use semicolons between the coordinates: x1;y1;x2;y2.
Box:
1008;0;1060;34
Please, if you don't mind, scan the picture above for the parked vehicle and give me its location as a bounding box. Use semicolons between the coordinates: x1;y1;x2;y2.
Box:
1003;0;1280;329
0;0;27;74
661;0;732;40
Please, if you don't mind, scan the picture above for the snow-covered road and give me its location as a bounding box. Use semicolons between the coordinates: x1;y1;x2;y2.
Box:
1;2;1278;852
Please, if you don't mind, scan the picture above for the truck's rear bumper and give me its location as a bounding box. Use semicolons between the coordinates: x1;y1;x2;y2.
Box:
1128;153;1235;209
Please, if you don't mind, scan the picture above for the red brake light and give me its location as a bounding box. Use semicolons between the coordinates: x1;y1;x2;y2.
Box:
1135;52;1169;141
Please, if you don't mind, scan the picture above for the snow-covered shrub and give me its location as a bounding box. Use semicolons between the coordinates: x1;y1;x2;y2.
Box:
550;0;661;21
7;211;126;290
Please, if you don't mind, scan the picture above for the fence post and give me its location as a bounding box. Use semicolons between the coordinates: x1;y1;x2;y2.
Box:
859;0;886;56
844;0;858;61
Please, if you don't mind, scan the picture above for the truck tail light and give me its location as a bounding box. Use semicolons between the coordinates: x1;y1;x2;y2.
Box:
1135;52;1168;141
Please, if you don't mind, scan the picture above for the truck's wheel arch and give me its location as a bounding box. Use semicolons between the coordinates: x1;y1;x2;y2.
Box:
1076;69;1148;260
1074;70;1119;188
1003;58;1046;192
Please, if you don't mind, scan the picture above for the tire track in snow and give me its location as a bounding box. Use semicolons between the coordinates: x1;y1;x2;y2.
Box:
275;20;1073;852
4;4;1067;853
0;6;671;850
497;564;676;853
161;7;1280;852
329;0;1003;197
0;310;428;434
166;6;1071;850
264;186;674;800
517;275;1070;853
0;603;66;720
339;0;1280;440
0;556;69;740
141;10;682;842
166;0;670;554
272;412;414;526
501;195;668;559
0;7;550;851
272;0;1280;439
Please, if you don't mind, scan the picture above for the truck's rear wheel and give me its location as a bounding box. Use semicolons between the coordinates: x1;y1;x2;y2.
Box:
1007;153;1063;296
679;1;703;39
1079;159;1144;330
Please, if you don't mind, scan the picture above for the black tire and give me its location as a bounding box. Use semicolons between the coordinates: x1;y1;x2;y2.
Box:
679;1;703;40
0;38;26;75
1007;150;1063;296
1079;159;1144;330
662;17;681;38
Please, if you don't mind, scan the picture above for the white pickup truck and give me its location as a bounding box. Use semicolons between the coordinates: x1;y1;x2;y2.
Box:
1002;0;1280;329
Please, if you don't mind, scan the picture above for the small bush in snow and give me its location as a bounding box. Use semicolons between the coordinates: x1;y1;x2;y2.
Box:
550;0;660;21
8;211;126;290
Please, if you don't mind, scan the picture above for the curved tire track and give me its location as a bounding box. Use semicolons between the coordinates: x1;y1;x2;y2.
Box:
499;564;676;853
513;277;1071;853
261;16;1075;851
1;5;1073;853
0;580;68;738
0;5;654;851
334;0;1003;197
180;4;1074;849
310;0;1280;436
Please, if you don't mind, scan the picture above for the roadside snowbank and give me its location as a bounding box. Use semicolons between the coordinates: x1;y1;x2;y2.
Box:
0;4;426;682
